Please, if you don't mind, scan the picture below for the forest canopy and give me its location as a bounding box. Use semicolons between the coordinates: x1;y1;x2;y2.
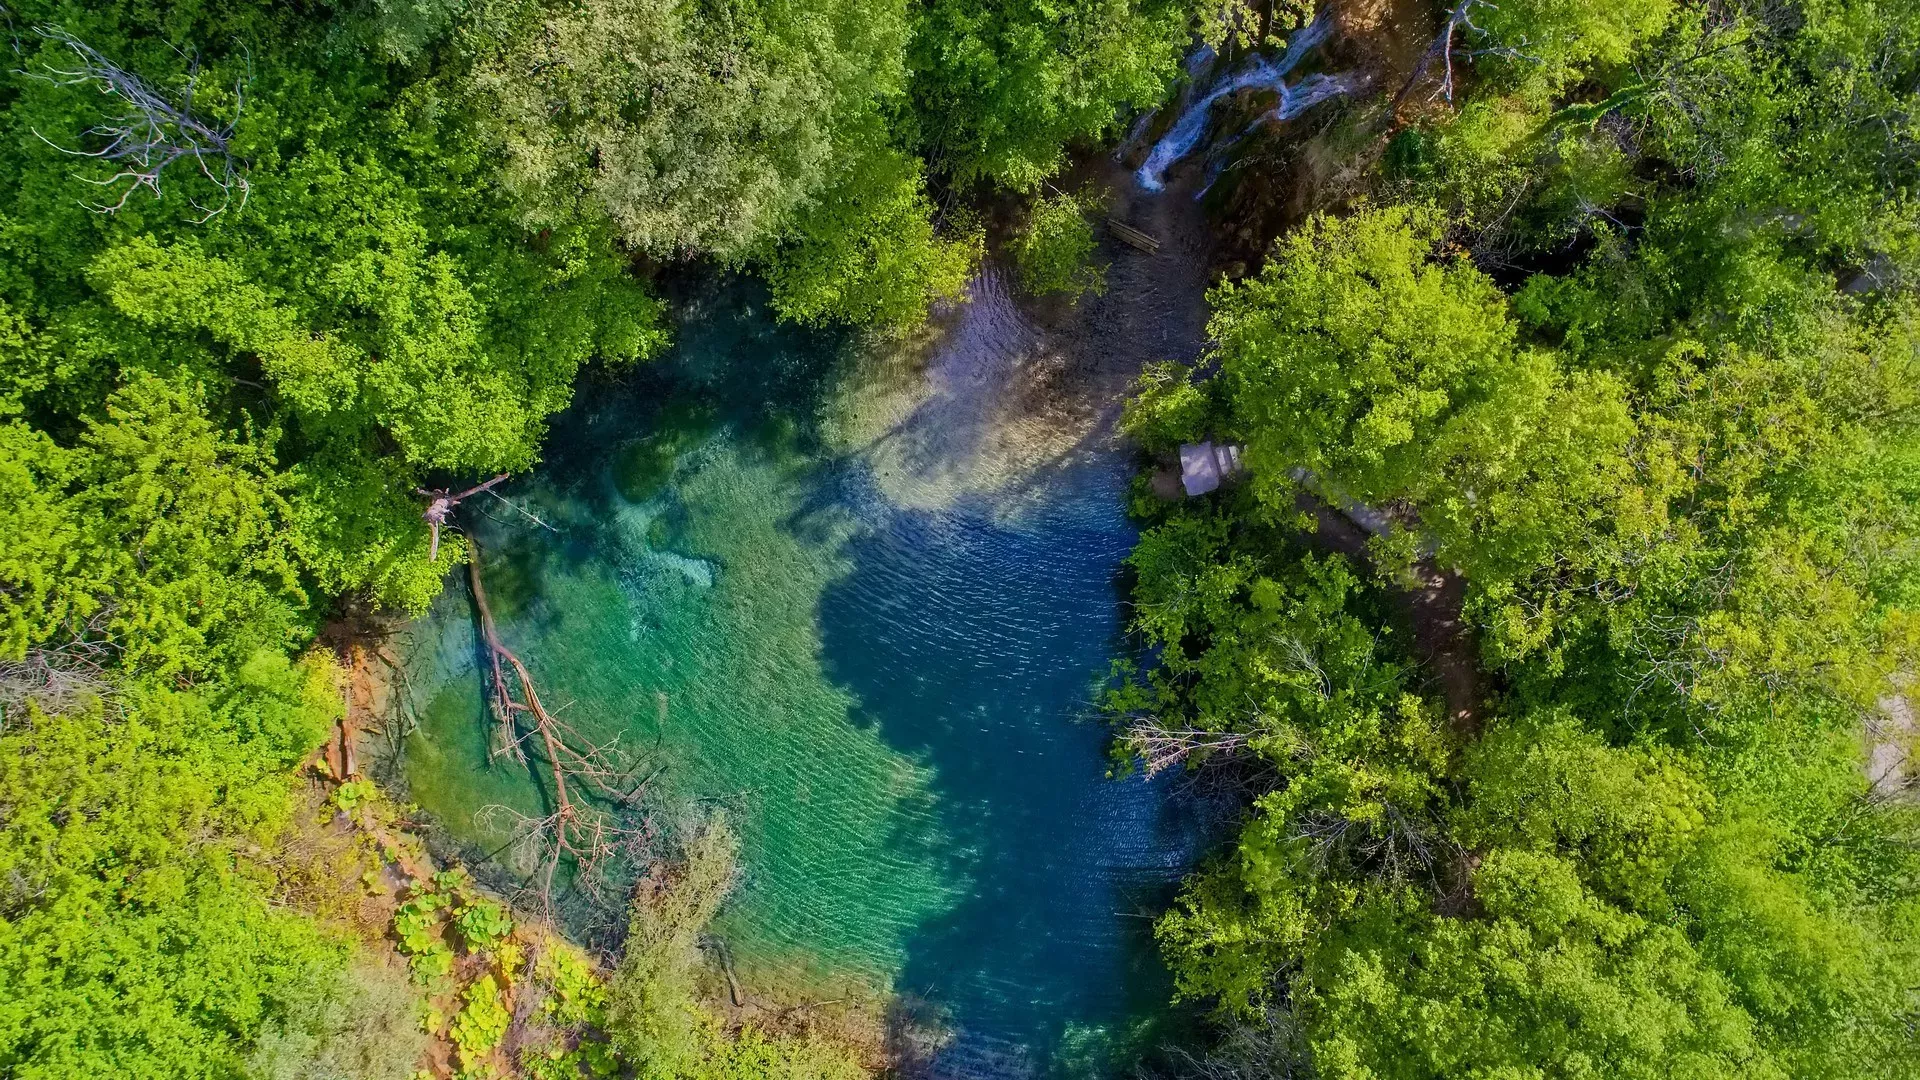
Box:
2;0;1916;1076
1116;0;1920;1076
0;0;1209;1075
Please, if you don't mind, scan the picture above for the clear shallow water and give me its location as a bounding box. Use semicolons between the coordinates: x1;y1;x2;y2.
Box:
395;272;1214;1076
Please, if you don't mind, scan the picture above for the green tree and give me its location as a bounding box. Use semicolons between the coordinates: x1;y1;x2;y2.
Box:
605;817;864;1080
760;140;979;330
909;0;1194;188
1011;190;1105;300
464;0;911;261
0;658;347;1078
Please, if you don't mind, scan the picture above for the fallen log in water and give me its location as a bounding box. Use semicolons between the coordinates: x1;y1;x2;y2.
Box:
467;538;657;915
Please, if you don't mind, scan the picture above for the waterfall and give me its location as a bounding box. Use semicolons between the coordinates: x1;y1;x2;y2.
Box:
1191;71;1369;199
1133;11;1339;192
1267;70;1366;122
1117;44;1218;160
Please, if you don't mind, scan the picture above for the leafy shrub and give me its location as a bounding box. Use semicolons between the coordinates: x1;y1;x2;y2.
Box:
1120;361;1213;452
393;890;454;981
246;957;430;1080
1012;192;1106;301
454;899;515;953
331;778;378;816
449;974;511;1078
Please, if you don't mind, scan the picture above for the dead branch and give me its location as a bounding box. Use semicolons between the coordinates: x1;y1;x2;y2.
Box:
467;538;657;918
0;610;120;724
0;647;112;722
1394;0;1540;107
1293;805;1442;887
27;26;249;222
1122;722;1253;776
418;473;509;562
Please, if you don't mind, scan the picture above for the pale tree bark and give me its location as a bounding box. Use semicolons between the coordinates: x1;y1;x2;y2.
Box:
29;27;250;221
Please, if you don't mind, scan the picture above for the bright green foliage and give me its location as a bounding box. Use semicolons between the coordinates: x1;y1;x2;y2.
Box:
537;946;611;1031
1110;512;1449;1014
0;0;1206;1074
392;870;516;981
454;898;516;953
1638;0;1920;281
332;778;379;815
1011;191;1105;300
1474;0;1677;98
394;890;456;981
0;1;667;615
464;0;907;260
0;375;304;672
909;0;1194;188
450;974;512;1078
694;1027;867;1080
1119;360;1214;453
1214;205;1639;587
1288;714;1920;1079
1215;204;1515;500
608;819;741;1079
520;945;619;1079
761;142;980;329
0;659;344;1078
246;958;432;1080
455;0;993;330
1127;2;1920;1074
603;817;866;1080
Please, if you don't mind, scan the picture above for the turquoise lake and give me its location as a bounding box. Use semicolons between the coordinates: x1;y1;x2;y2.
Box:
393;187;1220;1077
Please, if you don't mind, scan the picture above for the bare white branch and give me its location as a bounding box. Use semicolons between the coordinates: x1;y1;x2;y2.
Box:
26;27;249;222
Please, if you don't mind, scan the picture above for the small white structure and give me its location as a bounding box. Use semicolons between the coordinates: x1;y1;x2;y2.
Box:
1179;441;1244;496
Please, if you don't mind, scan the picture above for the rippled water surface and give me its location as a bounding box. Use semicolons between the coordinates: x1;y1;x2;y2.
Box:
398;194;1217;1076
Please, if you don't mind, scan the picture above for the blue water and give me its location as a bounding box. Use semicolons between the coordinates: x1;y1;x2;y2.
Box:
395;268;1217;1076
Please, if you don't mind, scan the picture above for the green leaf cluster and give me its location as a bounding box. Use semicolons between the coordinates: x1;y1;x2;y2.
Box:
603;817;865;1080
909;0;1195;188
1011;191;1107;301
0;656;357;1078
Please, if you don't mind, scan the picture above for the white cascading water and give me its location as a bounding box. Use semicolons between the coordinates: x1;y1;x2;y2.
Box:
1116;43;1219;160
1191;71;1370;199
1270;70;1365;122
1133;10;1352;192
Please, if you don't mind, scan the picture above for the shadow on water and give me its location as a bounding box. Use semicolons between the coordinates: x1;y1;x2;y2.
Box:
539;271;866;485
811;465;1212;1077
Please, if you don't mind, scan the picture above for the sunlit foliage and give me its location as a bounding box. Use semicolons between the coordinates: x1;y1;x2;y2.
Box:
1121;2;1920;1075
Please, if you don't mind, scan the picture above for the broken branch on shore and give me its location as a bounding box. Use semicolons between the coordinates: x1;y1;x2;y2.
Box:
418;473;510;562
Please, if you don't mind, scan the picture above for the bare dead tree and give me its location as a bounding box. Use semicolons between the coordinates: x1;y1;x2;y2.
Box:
0;609;120;724
1121;722;1254;777
1395;0;1541;107
1293;804;1444;888
27;27;250;222
467;538;658;917
1142;1005;1312;1080
0;646;113;723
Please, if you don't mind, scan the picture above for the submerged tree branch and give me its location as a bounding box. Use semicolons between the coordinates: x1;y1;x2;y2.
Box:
467;538;658;918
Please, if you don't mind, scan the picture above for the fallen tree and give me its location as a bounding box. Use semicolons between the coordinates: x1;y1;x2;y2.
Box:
465;539;657;915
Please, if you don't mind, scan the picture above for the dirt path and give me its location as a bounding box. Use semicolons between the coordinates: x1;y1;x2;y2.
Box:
1870;687;1914;796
